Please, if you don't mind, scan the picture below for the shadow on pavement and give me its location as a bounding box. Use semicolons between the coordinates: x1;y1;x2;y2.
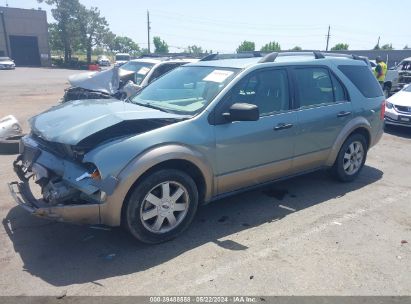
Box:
3;166;383;286
384;124;411;139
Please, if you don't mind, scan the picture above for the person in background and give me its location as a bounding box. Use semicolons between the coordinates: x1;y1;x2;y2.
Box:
374;56;387;87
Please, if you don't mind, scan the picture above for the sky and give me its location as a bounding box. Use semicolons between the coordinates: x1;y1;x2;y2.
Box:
4;0;411;53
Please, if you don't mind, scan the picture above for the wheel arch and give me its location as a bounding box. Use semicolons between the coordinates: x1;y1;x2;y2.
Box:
326;117;372;167
100;144;214;227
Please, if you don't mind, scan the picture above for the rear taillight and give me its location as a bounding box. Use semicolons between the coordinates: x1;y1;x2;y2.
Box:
380;100;386;120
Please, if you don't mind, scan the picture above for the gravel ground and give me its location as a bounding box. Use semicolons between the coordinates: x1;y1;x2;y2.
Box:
0;68;410;296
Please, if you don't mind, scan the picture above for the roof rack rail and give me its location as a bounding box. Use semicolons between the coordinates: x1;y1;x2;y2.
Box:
138;53;201;60
258;51;325;63
322;52;369;64
200;52;263;61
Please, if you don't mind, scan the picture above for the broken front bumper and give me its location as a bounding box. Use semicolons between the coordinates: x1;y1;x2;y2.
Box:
8;135;107;225
8;181;100;224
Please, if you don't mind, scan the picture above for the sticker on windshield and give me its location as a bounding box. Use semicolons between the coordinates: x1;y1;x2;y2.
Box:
137;67;150;75
203;70;234;83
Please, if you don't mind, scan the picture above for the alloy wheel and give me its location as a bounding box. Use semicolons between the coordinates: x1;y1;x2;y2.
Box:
140;181;189;234
343;141;364;175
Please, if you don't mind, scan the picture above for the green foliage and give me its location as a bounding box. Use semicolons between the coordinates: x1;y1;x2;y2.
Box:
381;43;394;50
331;43;349;51
48;23;64;52
109;36;140;56
260;41;281;52
236;41;255;53
153;36;169;54
40;0;117;64
78;6;110;63
291;46;302;51
405;45;410;50
186;45;203;55
373;44;380;50
38;0;83;63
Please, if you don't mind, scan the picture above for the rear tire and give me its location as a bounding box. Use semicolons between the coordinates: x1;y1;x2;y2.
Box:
332;134;368;182
124;169;198;244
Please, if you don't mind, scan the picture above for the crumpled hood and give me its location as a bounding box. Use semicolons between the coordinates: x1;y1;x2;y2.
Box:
68;66;134;94
29;99;188;146
388;90;411;107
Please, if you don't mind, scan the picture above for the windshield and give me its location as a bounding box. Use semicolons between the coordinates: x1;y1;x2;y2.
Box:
131;66;239;115
120;62;156;85
116;55;130;61
404;85;411;92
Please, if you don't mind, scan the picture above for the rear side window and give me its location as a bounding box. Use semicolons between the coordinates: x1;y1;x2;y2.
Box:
331;73;347;102
338;65;383;98
294;67;334;108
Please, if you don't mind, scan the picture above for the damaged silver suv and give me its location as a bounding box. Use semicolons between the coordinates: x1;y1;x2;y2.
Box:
9;52;385;243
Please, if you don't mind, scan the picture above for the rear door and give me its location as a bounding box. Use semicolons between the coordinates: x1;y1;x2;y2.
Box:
292;66;353;172
214;68;298;194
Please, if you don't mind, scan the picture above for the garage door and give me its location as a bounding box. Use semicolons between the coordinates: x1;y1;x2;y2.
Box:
9;35;41;66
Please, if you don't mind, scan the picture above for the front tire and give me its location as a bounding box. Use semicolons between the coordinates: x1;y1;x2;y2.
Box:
332;134;368;182
124;169;198;244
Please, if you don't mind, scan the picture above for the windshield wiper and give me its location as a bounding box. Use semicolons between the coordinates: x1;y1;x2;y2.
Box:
134;102;172;113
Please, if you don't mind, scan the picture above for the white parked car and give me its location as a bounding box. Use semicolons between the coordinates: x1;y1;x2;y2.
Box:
63;57;199;102
385;84;411;127
98;55;111;66
0;57;15;70
115;53;131;66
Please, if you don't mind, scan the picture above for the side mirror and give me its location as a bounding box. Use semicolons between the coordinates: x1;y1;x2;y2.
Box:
222;103;259;122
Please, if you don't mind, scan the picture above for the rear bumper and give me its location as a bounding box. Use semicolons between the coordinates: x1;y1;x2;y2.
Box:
8;180;100;224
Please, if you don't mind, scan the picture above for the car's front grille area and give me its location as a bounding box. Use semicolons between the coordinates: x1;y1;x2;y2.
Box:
394;105;411;113
31;134;72;158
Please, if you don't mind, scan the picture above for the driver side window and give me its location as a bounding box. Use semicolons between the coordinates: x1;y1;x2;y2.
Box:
225;69;290;116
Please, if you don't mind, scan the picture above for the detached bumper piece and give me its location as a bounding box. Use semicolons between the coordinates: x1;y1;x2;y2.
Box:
8;180;101;224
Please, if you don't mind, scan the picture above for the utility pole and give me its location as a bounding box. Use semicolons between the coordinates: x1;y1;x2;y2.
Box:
326;25;331;52
147;10;151;54
0;10;9;56
376;36;380;49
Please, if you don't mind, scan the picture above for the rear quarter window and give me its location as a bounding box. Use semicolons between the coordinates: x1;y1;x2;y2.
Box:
338;65;383;98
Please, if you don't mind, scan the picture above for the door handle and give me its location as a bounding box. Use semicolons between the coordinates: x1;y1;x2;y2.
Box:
274;123;293;131
337;111;352;118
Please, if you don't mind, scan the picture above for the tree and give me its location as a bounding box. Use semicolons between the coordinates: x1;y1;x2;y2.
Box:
38;0;83;63
109;36;140;56
373;44;380;50
186;45;203;56
331;43;349;51
260;41;281;52
291;46;302;51
153;36;169;53
404;45;410;50
381;43;394;50
78;6;110;64
236;40;255;53
48;23;64;53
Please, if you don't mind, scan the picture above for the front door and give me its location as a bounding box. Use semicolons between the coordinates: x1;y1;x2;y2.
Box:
214;68;297;195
